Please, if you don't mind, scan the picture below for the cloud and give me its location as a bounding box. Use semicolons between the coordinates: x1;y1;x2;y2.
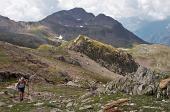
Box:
0;0;170;21
58;0;170;21
0;0;59;21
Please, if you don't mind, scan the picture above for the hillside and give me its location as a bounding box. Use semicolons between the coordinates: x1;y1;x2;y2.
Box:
127;44;170;72
68;35;138;75
0;35;169;111
0;15;61;48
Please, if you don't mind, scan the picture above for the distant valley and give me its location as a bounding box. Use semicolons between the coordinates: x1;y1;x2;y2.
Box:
121;17;170;46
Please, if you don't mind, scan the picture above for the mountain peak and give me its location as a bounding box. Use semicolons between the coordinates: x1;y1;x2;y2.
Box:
0;15;10;20
68;7;86;13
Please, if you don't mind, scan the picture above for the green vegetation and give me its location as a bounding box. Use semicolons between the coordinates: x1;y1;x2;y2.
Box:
69;35;138;74
0;49;11;66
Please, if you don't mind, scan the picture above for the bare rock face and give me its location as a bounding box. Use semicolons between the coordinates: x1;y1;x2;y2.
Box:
105;66;160;96
68;35;138;75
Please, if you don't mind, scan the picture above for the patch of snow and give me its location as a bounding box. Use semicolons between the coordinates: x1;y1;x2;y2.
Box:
77;18;81;21
54;35;63;40
58;35;63;39
80;25;84;28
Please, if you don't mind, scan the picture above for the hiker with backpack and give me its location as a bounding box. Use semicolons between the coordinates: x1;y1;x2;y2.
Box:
16;77;29;101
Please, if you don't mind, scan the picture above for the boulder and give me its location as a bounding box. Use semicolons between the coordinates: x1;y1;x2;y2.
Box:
159;77;170;89
103;98;129;112
0;102;6;107
79;105;93;111
66;58;81;66
50;108;62;112
56;55;65;61
67;81;80;87
29;75;46;83
157;77;170;99
56;55;81;66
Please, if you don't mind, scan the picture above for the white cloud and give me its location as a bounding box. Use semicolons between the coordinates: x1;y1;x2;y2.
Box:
0;0;59;21
0;0;170;21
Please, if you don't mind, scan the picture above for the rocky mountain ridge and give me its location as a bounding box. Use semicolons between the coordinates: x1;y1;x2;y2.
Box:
0;8;146;48
41;8;146;47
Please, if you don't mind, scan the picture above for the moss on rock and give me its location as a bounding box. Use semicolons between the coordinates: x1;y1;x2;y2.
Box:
68;35;138;75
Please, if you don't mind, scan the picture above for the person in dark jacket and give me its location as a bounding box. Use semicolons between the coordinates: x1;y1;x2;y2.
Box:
16;77;28;101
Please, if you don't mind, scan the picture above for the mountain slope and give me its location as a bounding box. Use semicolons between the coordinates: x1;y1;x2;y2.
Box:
0;15;61;48
41;8;146;48
0;8;146;48
0;36;169;111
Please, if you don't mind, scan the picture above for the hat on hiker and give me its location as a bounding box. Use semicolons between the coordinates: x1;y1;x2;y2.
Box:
20;77;24;81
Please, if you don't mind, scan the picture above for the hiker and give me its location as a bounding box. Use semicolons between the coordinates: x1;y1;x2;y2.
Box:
16;77;28;101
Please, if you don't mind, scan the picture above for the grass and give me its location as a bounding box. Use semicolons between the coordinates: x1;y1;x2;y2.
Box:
0;49;11;65
1;80;170;112
34;84;87;97
89;93;170;112
69;35;138;74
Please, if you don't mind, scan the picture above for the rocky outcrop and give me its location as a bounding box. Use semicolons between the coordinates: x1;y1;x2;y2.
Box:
95;66;160;96
56;55;81;66
0;71;30;82
68;35;138;75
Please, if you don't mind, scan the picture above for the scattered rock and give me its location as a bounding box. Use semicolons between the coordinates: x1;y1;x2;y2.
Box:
66;102;73;108
58;71;72;83
66;57;81;66
56;55;81;66
67;81;80;87
7;105;13;108
56;55;65;61
103;98;129;112
50;108;62;112
0;102;6;107
34;102;44;106
79;105;93;110
79;92;95;100
29;75;46;83
104;66;160;96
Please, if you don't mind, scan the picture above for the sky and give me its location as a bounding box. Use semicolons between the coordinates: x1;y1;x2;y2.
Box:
0;0;170;22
